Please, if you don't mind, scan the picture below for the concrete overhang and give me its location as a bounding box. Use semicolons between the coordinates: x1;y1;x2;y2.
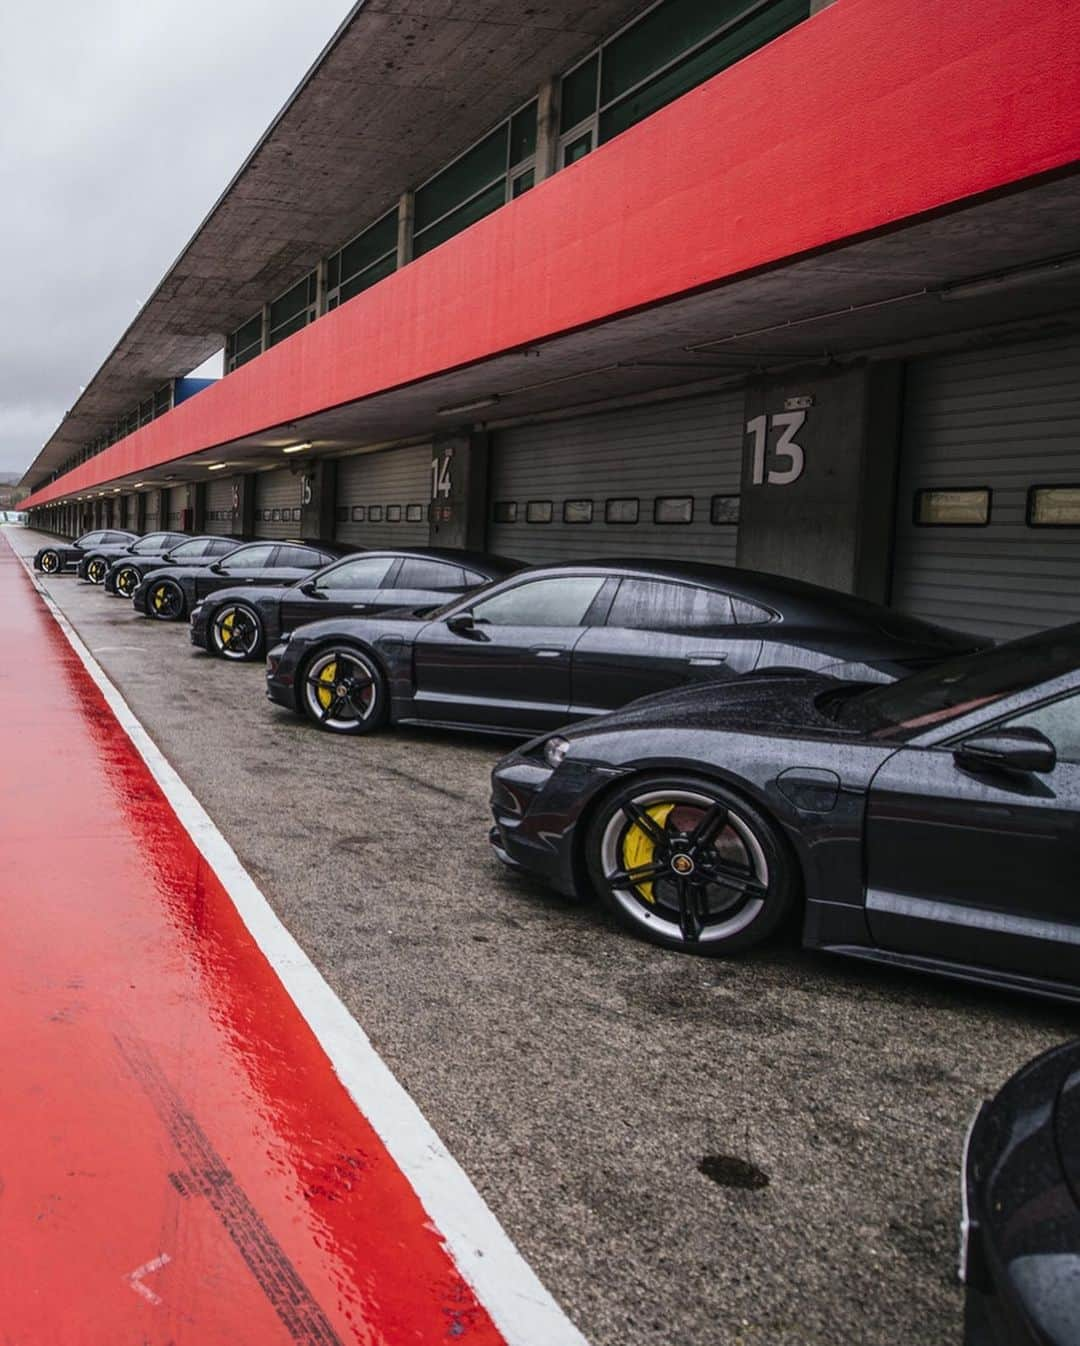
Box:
20;0;656;490
23;0;1080;509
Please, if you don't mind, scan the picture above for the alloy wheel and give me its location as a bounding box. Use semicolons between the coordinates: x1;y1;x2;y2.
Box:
40;551;60;573
596;786;772;948
212;604;262;660
302;648;382;733
149;580;185;620
115;566;139;597
86;558;108;585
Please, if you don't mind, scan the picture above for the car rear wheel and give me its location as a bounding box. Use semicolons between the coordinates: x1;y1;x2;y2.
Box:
585;775;795;955
86;556;108;585
300;647;388;735
114;565;140;597
210;603;264;661
148;578;186;621
39;550;61;574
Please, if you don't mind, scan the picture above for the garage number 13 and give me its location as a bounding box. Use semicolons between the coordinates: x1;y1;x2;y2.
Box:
747;411;806;486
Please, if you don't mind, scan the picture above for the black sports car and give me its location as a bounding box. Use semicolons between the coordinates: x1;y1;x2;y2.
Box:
961;1039;1080;1345
190;548;523;661
133;539;353;621
34;529;137;574
105;534;246;597
489;621;1080;1002
76;530;187;585
264;560;983;737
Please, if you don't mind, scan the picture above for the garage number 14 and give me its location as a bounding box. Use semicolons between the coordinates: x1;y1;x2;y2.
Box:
747;411;806;486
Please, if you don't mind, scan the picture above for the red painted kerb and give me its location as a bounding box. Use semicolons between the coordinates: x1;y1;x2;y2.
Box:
25;0;1080;509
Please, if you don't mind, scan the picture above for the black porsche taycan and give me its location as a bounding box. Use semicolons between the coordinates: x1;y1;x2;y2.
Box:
34;529;137;574
961;1038;1080;1345
133;539;353;622
76;530;187;585
490;621;1080;1003
265;559;983;737
105;533;246;597
190;548;523;661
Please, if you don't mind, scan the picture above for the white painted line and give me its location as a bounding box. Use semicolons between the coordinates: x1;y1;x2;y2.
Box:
11;540;589;1346
126;1253;171;1306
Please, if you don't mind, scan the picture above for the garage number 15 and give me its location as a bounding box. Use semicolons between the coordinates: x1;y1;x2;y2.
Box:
747;411;806;486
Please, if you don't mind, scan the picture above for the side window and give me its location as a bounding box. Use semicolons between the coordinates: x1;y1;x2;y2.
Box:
224;544;277;569
80;532;106;546
206;539;235;556
732;597;775;625
396;558;466;591
471;576;606;627
315;556;395;590
1006;692;1080;765
606;579;734;631
275;545;322;568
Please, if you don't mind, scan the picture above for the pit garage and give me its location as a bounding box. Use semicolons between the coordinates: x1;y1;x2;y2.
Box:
142;490;160;530
204;475;238;534
333;443;430;548
891;333;1080;639
254;467;303;538
165;484;189;532
486;391;744;563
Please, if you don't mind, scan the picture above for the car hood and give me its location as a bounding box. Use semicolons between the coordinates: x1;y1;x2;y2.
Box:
139;564;214;584
280;611;432;644
196;584;290;606
566;670;862;741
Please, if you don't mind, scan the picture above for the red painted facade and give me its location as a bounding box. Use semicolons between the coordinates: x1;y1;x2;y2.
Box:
24;0;1080;510
0;538;507;1344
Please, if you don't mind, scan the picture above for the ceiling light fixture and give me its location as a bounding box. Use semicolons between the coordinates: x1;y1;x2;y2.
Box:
437;395;500;416
207;462;229;471
282;442;311;454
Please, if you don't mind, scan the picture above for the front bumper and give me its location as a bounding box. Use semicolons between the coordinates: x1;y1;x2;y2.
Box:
265;640;298;710
189;605;211;649
489;745;624;899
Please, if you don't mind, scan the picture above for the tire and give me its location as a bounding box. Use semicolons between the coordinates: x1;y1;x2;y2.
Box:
300;645;388;736
210;602;264;661
584;774;796;956
39;550;61;574
114;564;140;597
147;578;187;621
85;556;108;585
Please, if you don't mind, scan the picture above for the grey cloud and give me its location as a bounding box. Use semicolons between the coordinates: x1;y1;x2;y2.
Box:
0;0;354;477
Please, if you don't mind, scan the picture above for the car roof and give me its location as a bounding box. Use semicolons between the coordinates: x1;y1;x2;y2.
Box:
335;546;522;575
510;559;972;638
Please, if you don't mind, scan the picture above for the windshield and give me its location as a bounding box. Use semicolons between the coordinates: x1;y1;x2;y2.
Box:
131;535;167;553
835;623;1080;738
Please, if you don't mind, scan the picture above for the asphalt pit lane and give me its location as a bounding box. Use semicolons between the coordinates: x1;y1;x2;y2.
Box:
698;1154;769;1190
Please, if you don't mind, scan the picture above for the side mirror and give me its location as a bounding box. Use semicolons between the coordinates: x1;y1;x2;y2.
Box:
954;727;1056;776
300;580;318;596
446;612;476;636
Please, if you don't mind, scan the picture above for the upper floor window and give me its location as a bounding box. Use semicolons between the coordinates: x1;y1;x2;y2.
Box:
268;272;318;348
226;313;263;373
327;210;398;310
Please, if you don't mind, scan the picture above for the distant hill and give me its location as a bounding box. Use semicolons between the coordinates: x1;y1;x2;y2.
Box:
0;473;22;486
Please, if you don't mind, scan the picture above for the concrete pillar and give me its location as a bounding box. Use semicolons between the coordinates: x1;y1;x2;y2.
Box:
736;362;903;603
153;488;168;530
236;474;256;538
135;494;147;534
427;431;490;551
300;459;337;542
396;191;415;268
535;77;561;183
192;482;207;534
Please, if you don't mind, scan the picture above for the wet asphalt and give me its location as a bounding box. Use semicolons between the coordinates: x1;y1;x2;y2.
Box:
10;526;1077;1346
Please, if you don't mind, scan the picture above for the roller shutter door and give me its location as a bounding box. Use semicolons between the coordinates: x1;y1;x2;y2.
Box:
334;445;430;548
120;495;136;530
891;335;1080;640
487;393;744;564
205;476;238;535
255;469;302;539
166;485;189;531
142;493;160;529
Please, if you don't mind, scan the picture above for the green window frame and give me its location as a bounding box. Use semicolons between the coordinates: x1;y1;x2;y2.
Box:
268;273;318;348
327;210;399;310
226;313;264;373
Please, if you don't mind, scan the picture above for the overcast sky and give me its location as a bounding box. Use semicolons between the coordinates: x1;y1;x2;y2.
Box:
0;0;354;479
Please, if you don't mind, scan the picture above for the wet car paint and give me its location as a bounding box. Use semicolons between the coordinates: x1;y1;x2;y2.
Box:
265;559;984;738
962;1039;1080;1345
489;645;1080;1003
33;529;138;573
0;539;509;1344
76;530;188;582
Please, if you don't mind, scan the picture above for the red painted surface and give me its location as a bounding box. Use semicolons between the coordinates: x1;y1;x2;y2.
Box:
25;0;1080;510
0;537;505;1345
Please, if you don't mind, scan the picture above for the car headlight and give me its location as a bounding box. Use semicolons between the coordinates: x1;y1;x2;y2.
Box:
544;736;570;769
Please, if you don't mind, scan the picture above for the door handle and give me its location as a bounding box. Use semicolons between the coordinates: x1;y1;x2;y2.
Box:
688;655;728;666
532;647;565;658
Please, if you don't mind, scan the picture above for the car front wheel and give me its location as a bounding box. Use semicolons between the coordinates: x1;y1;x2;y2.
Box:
210;603;264;661
39;550;61;574
86;556;108;585
300;646;388;735
585;775;795;955
114;565;140;597
147;578;186;621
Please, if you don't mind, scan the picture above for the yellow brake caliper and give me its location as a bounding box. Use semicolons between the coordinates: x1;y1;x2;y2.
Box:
621;803;675;904
316;661;337;711
220;611;234;644
152;586;165;611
